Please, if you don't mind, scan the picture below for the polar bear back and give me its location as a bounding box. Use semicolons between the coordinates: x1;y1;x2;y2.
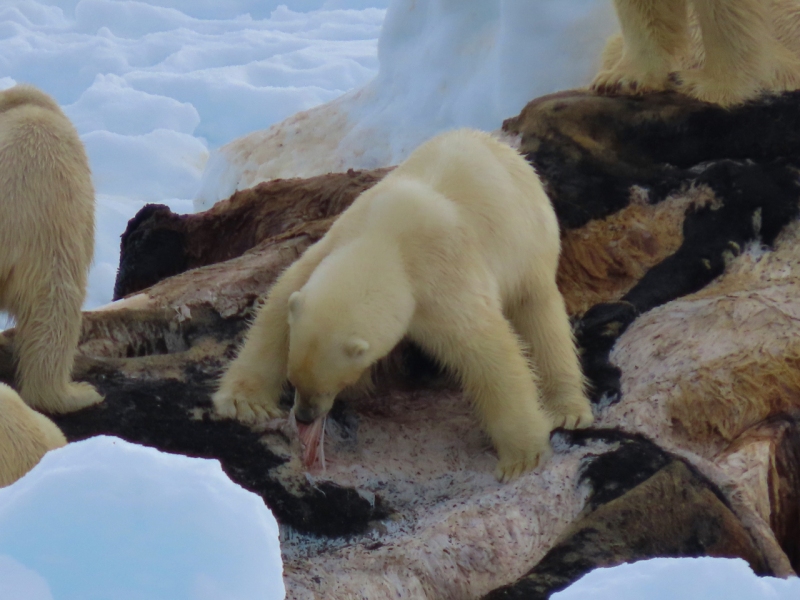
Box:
355;129;562;296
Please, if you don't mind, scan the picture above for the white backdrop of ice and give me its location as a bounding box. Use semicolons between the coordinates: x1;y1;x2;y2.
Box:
194;0;618;210
552;557;800;600
2;0;616;310
0;436;284;600
2;0;387;310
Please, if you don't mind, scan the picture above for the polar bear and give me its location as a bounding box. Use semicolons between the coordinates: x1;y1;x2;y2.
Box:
213;129;593;482
592;0;800;106
0;382;67;487
0;85;102;413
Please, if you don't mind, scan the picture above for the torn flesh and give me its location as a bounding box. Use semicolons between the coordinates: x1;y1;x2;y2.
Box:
293;413;327;471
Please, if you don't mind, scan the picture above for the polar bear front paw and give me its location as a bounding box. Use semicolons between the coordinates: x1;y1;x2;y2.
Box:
493;438;553;483
212;378;284;425
549;397;594;431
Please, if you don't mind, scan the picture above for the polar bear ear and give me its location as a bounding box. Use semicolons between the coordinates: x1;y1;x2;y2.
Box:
343;337;369;359
287;291;303;323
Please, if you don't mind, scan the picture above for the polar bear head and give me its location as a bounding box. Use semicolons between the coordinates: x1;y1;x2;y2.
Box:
286;241;415;424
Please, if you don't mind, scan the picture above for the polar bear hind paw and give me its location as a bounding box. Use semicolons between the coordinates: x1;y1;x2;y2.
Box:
550;400;594;430
494;441;553;483
48;381;104;414
212;379;285;424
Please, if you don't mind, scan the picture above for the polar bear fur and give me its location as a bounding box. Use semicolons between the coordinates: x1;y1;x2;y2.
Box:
0;382;66;487
214;129;593;482
0;85;102;413
592;0;800;106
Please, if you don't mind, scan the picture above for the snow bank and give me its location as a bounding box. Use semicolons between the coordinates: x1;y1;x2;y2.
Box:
3;0;386;309
552;557;800;600
194;0;618;209
0;436;284;600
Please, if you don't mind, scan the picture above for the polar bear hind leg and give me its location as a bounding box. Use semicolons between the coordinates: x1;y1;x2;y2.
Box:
7;257;102;414
506;288;593;431
410;287;554;483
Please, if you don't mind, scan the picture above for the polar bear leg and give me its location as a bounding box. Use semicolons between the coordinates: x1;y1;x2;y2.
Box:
411;294;554;483
593;0;689;94
11;263;102;414
506;291;594;431
213;244;328;424
675;0;799;105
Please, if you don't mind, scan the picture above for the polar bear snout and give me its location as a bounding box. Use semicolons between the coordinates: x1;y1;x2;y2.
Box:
292;400;318;424
292;389;336;424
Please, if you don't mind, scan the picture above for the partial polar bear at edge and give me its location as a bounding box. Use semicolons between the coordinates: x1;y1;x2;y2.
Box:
0;85;103;414
0;382;66;488
593;0;800;106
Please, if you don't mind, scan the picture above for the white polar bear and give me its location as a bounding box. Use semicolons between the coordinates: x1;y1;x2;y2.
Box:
0;85;103;413
0;382;66;487
213;129;593;482
592;0;800;106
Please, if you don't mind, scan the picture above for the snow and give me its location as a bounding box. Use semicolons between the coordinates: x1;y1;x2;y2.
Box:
2;0;618;309
3;0;387;310
3;0;617;309
0;436;284;600
552;557;800;600
193;0;618;210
